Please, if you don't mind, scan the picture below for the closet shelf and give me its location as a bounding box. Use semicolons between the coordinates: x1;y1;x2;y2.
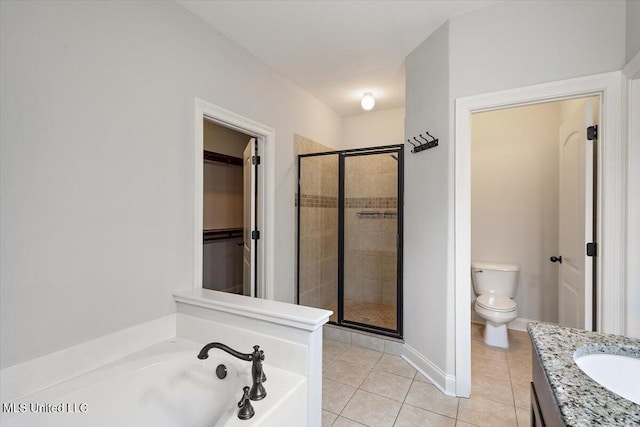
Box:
204;150;243;166
203;228;243;242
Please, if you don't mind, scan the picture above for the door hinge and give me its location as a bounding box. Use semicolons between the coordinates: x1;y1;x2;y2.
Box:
251;230;260;240
586;242;597;257
251;155;260;165
587;125;598;141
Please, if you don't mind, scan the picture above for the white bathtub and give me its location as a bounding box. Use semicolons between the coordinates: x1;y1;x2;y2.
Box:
1;338;307;427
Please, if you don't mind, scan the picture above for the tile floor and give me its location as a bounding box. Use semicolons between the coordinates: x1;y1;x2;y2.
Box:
322;323;533;427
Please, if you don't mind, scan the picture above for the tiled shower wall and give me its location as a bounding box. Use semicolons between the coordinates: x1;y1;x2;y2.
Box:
295;135;338;309
296;135;399;312
344;154;398;306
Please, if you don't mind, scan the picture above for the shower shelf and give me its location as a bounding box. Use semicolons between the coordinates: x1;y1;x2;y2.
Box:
356;211;397;219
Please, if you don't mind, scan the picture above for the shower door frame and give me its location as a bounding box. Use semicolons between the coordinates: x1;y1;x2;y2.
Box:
297;144;404;339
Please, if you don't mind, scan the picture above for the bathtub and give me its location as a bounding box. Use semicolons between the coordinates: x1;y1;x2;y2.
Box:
1;338;307;427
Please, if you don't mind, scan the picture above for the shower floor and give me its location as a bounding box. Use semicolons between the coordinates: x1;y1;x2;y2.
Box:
324;299;397;331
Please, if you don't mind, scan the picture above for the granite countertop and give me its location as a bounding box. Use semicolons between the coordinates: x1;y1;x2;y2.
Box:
528;323;640;426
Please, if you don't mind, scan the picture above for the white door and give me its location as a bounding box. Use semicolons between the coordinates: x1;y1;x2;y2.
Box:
243;138;257;297
558;99;595;330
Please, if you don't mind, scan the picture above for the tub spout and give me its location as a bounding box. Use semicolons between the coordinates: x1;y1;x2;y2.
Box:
197;342;252;361
197;342;267;401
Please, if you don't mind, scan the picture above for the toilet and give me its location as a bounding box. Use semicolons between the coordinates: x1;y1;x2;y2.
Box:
471;261;520;348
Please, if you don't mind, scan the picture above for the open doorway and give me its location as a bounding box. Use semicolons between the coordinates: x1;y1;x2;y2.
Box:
470;96;599;331
194;98;276;300
454;72;625;398
202;119;256;296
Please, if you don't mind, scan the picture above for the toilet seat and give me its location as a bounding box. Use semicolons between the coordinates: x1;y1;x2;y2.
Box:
476;294;517;312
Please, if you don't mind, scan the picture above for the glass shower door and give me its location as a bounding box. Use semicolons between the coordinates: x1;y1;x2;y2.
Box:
342;150;400;332
297;145;403;338
297;153;339;322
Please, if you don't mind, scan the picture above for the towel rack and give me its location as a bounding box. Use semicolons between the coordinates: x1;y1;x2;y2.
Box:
407;131;438;153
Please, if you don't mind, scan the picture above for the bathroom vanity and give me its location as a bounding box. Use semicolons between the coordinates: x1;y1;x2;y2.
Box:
528;323;640;426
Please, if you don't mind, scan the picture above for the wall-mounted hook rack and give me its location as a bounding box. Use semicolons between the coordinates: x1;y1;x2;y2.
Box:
406;131;438;153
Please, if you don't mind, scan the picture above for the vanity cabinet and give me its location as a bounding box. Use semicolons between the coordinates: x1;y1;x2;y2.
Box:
531;348;565;427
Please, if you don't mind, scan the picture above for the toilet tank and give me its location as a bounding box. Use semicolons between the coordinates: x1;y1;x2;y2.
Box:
471;261;520;297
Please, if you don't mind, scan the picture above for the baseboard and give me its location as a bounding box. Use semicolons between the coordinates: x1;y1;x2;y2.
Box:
508;317;538;332
473;317;539;333
402;344;456;396
0;314;176;403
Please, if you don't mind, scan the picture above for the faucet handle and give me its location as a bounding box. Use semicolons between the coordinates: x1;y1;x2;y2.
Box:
237;386;255;420
251;345;266;382
252;345;265;361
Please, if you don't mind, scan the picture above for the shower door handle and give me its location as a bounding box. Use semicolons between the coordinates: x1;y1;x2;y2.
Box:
550;256;563;263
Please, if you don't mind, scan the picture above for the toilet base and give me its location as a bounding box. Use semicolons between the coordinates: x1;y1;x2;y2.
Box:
483;322;509;348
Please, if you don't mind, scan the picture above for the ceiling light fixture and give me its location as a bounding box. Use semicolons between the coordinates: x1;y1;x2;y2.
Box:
361;92;375;111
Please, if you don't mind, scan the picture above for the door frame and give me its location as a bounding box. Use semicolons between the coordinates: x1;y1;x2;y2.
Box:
339;146;404;338
454;71;625;397
623;53;640;339
194;98;276;299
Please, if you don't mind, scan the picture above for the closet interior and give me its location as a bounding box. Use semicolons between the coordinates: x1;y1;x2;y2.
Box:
202;119;252;295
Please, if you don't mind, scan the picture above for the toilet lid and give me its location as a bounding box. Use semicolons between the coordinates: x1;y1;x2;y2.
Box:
476;294;517;312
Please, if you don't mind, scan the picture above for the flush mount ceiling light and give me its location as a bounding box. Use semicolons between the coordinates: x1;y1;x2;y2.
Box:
361;92;375;111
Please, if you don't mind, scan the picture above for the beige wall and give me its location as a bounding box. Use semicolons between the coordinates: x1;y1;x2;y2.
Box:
203;119;251;157
203;162;243;230
340;107;405;150
471;97;598;324
471;102;562;323
202;160;243;292
203;240;243;293
203;120;248;230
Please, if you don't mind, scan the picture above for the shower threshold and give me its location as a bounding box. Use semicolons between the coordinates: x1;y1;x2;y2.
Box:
323;300;398;337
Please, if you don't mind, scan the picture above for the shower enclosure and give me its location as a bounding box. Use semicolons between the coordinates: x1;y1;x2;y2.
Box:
297;145;403;338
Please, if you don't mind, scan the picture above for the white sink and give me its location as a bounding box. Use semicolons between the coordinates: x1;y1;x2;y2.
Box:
574;353;640;404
